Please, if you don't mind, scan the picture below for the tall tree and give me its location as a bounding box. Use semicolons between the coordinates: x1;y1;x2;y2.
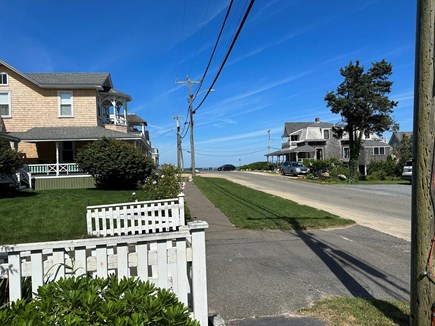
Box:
325;60;398;178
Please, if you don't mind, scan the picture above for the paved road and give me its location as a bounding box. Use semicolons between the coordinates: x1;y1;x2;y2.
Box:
202;171;412;241
184;180;410;325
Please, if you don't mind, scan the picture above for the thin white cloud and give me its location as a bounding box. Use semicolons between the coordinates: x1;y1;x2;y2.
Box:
197;127;282;145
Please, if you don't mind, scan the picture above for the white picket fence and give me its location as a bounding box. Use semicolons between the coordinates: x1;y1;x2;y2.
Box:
86;194;185;237
0;221;209;325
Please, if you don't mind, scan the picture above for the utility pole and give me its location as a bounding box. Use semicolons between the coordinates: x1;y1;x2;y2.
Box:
267;129;271;163
410;0;435;324
173;115;184;172
176;76;200;177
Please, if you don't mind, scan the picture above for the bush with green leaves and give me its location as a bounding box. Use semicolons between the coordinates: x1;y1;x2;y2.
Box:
367;156;400;179
0;139;23;174
304;158;342;174
240;161;275;171
0;275;199;326
142;164;182;200
76;138;155;189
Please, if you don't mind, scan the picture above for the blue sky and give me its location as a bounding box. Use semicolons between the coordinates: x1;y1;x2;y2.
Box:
0;0;415;168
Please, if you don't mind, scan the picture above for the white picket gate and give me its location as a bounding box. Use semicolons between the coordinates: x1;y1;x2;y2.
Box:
86;194;185;236
0;221;209;326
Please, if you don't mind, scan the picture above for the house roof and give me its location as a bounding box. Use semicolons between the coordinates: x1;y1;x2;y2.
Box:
26;73;111;89
0;133;20;143
0;60;115;91
389;131;412;144
100;87;132;101
266;144;316;156
361;139;390;147
8;127;144;142
127;113;147;126
283;121;334;137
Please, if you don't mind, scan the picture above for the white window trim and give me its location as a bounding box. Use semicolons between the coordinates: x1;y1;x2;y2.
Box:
0;91;11;117
58;91;73;117
323;129;330;139
0;72;8;86
373;147;386;155
343;146;350;159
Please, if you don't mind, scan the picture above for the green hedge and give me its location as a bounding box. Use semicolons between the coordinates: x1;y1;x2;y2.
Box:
0;276;199;325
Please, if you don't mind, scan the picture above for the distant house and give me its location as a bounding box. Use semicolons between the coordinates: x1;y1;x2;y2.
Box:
0;60;158;188
266;118;391;175
389;131;412;153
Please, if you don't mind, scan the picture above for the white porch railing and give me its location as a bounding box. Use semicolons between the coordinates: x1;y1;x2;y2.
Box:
0;220;209;325
26;163;81;175
86;195;186;237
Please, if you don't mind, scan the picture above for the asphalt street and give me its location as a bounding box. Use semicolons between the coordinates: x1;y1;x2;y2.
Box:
183;178;410;325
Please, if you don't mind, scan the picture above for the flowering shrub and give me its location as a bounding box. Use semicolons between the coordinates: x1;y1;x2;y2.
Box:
142;164;182;200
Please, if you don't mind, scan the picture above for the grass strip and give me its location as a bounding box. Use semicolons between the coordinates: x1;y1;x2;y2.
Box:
193;177;353;230
299;297;409;326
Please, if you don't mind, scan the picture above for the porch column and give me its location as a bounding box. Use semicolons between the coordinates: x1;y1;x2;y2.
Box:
56;142;60;176
123;100;127;126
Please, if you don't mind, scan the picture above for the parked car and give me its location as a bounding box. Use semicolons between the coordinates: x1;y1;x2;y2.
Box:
217;164;236;171
281;161;310;176
401;161;412;183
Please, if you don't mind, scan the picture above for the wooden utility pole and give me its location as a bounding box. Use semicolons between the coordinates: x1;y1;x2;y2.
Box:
410;0;435;324
173;115;184;172
176;77;200;177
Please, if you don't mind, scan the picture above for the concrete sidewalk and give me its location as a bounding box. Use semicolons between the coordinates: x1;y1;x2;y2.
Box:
184;180;327;326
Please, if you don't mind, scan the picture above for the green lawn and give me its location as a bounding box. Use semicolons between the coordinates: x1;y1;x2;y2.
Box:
193;177;354;230
0;189;142;244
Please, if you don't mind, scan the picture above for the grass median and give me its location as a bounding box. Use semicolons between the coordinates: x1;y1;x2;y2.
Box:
193;177;354;230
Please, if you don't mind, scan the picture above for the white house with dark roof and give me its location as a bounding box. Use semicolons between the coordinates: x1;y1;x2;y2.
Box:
267;118;391;175
0;60;158;188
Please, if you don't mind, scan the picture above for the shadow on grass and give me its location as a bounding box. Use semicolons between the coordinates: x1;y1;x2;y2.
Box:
0;190;39;199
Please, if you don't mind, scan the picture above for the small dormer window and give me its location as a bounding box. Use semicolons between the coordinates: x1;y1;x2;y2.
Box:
323;129;330;139
0;73;7;85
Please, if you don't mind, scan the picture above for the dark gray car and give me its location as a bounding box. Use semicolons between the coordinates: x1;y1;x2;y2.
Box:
280;161;309;176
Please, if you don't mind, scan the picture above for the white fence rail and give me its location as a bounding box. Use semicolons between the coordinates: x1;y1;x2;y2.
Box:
86;194;186;237
0;221;209;325
26;163;81;175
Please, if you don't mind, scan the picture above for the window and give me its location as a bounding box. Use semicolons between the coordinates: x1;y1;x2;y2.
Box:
59;91;73;117
323;129;330;139
0;92;10;117
290;135;299;141
373;147;385;155
343;147;350;159
0;73;7;85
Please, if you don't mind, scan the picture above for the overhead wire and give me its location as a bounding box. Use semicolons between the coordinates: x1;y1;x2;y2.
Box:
184;148;266;157
193;0;255;114
193;0;234;98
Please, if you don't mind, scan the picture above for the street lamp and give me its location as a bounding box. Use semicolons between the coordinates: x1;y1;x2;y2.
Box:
189;88;214;177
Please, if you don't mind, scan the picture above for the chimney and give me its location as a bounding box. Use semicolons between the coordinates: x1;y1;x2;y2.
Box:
315;117;320;123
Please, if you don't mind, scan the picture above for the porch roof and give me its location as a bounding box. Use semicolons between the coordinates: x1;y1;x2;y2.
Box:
266;144;316;156
0;132;20;143
8;127;143;142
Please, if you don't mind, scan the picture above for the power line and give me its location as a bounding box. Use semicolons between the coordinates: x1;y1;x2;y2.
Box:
193;0;255;114
193;0;234;98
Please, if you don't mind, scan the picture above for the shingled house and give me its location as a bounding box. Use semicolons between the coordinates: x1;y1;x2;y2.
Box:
266;118;391;175
0;60;158;189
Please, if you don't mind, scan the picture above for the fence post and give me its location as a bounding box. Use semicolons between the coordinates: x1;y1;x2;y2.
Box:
178;193;185;226
188;221;209;326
